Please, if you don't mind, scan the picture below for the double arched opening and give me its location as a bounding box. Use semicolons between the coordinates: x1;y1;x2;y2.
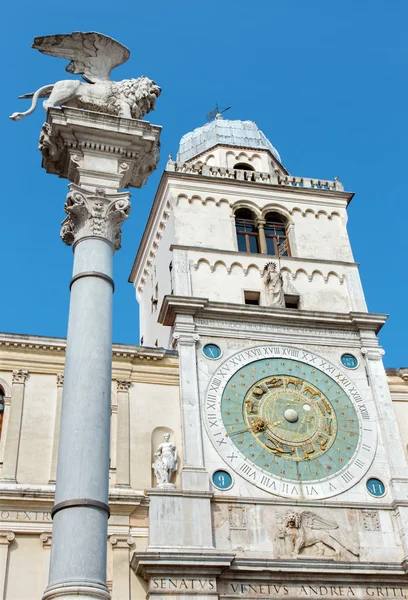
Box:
235;208;290;256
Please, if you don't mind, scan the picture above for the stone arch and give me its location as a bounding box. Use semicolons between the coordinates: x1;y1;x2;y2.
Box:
293;268;309;281
0;378;11;399
204;154;215;166
327;271;343;284
194;258;212;271
262;204;293;223
212;260;229;273
311;269;325;282
175;193;188;206
316;210;328;219
231;200;262;218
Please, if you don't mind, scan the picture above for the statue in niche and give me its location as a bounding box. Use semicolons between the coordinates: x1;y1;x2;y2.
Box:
263;262;285;307
152;433;178;488
275;511;360;559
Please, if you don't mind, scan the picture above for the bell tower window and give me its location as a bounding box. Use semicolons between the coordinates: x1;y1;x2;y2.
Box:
264;212;290;256
235;208;260;254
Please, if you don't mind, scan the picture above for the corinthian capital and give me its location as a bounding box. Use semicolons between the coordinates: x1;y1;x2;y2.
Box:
12;370;29;384
116;379;132;393
60;184;131;251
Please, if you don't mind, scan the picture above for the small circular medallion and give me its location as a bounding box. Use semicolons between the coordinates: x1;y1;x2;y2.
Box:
212;469;233;490
366;477;386;497
341;353;359;369
203;344;222;360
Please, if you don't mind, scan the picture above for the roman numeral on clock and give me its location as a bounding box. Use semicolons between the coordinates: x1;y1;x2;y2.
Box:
341;470;354;483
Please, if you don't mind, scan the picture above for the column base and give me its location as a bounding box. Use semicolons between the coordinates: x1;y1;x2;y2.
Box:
42;581;110;600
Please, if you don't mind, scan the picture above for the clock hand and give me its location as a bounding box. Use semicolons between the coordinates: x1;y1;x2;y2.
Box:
227;419;268;436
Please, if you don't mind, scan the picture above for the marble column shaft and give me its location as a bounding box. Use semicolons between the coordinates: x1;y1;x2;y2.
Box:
39;107;161;600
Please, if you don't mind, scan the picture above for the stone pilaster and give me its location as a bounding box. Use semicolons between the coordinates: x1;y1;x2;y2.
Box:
173;316;207;490
1;370;28;482
115;380;132;487
49;374;64;483
110;403;118;480
109;535;134;600
40;533;52;595
0;531;15;599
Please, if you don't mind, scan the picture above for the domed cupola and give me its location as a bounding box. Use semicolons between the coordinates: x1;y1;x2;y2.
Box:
177;114;281;163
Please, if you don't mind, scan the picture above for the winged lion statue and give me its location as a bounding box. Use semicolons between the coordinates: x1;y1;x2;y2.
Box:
10;32;161;121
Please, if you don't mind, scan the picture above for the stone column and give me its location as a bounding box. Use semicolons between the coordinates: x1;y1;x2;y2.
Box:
0;531;15;600
49;374;64;483
1;370;28;482
40;533;52;595
256;218;267;254
115;380;132;487
109;535;134;600
38;107;160;600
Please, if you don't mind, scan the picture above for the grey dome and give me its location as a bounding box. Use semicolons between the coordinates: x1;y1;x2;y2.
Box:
177;115;281;163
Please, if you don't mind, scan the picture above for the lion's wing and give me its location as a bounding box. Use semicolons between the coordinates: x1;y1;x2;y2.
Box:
301;511;339;531
32;32;130;83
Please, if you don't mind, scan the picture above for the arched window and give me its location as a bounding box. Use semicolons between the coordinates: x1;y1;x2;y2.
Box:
233;163;255;171
235;208;259;253
264;211;290;256
0;388;4;439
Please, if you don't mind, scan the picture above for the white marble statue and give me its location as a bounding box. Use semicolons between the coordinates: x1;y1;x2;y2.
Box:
10;32;161;121
152;433;178;488
263;261;285;307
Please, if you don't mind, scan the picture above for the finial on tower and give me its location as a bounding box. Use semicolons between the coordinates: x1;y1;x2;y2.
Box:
207;103;231;121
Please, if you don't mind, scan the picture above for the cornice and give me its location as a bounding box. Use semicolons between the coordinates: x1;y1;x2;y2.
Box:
0;332;172;359
164;170;354;204
170;244;359;268
0;332;179;382
158;295;387;334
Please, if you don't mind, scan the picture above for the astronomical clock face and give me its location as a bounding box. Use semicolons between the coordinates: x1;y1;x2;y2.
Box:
204;346;377;499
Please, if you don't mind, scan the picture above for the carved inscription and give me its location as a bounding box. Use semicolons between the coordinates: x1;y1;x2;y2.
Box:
196;319;360;340
150;578;216;592
220;583;408;599
0;510;51;522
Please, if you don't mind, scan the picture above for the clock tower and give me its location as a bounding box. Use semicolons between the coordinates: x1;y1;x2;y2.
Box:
130;114;408;600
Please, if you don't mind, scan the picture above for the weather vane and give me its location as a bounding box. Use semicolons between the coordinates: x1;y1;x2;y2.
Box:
207;103;231;121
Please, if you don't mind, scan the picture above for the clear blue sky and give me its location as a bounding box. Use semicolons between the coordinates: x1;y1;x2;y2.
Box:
1;1;406;367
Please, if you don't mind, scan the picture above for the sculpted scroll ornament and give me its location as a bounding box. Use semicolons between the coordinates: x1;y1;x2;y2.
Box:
61;184;131;250
152;434;178;488
10;32;161;121
275;511;359;559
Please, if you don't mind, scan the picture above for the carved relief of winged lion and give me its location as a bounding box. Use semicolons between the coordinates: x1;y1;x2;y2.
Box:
10;32;161;121
277;510;360;559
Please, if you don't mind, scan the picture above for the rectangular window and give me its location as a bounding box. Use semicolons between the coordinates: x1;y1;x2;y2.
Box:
284;294;300;309
244;291;260;305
